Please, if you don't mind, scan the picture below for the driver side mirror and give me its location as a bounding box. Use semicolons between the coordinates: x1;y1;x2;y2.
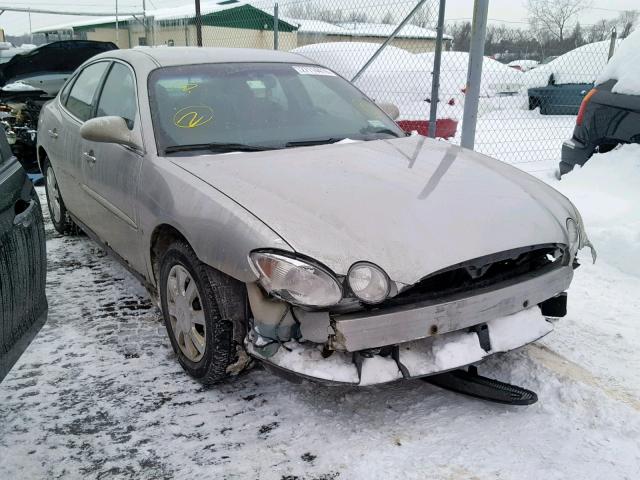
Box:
376;101;400;120
80;116;141;150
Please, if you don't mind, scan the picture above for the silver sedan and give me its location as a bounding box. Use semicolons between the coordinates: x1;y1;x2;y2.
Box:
37;47;594;386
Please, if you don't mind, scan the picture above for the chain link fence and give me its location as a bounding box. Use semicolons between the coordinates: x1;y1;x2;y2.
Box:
54;0;619;175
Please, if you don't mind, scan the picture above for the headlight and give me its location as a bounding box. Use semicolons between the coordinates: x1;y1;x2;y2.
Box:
566;218;580;255
250;251;342;307
347;262;390;304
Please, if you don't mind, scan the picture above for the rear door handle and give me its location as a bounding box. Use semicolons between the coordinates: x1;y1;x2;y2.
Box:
48;128;58;139
82;151;96;164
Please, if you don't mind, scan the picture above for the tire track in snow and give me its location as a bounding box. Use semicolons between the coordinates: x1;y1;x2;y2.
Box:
528;344;640;411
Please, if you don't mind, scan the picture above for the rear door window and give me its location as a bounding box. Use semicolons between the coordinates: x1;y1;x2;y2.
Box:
65;62;110;121
96;63;137;129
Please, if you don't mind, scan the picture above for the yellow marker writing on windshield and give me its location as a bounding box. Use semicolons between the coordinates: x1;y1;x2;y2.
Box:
173;106;214;129
181;83;199;93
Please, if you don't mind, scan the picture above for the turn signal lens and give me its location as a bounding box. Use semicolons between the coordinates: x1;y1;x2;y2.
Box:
576;88;597;126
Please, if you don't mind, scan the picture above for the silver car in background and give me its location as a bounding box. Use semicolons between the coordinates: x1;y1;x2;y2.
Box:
37;48;594;386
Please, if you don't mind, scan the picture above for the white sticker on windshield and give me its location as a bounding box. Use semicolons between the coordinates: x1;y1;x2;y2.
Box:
246;80;266;90
292;65;336;76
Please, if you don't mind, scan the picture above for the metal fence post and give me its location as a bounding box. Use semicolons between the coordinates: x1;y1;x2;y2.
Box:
460;0;489;150
608;27;617;60
352;0;429;83
274;2;279;51
428;0;446;138
195;0;203;47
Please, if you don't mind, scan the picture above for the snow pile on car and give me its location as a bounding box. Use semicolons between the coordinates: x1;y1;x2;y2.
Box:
523;40;621;88
293;42;417;79
293;42;523;121
416;51;523;96
554;143;640;277
596;29;640;95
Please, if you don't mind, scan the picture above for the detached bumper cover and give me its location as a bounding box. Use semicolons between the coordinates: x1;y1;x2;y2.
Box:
332;265;572;352
247;307;554;386
247;266;572;386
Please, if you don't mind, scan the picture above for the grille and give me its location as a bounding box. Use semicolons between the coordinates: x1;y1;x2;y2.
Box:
383;244;567;308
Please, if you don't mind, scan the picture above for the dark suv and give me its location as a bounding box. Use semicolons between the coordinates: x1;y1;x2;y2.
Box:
560;78;640;176
0;130;47;381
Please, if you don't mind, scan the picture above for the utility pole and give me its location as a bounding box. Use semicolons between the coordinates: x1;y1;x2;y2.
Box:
273;2;279;50
28;9;32;43
115;0;119;46
142;0;147;45
195;0;202;47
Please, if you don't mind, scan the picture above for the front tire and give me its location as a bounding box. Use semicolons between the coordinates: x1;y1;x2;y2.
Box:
44;160;79;235
159;240;246;386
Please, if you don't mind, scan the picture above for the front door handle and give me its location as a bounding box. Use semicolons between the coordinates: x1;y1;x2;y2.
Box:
82;150;96;164
48;128;58;139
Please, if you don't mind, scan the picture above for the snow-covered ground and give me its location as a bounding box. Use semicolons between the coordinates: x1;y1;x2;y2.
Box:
1;130;639;479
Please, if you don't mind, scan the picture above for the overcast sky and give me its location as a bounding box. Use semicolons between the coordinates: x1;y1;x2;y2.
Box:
2;0;638;37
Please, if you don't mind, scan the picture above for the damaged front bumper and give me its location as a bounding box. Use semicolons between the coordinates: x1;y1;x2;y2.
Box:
246;265;573;386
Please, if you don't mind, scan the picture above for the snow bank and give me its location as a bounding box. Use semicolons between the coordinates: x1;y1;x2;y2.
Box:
523;40;620;88
596;29;640;95
555;144;640;277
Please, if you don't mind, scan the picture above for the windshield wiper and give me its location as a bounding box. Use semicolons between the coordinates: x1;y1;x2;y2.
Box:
164;142;276;154
360;126;406;138
284;138;345;148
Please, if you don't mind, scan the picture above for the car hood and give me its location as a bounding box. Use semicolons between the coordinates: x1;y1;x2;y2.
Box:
0;41;117;90
172;136;575;285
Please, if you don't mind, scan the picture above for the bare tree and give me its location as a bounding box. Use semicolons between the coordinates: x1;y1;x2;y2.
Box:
618;10;639;38
381;11;395;25
586;18;614;43
285;3;345;23
526;0;590;42
410;4;434;29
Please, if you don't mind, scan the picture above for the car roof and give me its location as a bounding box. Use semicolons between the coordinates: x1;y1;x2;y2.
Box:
93;47;316;67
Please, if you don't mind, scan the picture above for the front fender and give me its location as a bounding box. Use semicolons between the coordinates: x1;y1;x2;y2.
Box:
139;157;293;285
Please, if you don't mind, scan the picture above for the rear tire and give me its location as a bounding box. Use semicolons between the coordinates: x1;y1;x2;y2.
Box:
159;240;247;386
43;160;79;235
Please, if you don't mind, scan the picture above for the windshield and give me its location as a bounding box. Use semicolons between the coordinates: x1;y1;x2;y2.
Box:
148;62;405;155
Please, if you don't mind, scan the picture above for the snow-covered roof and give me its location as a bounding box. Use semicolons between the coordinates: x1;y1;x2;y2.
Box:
281;18;347;36
338;22;452;40
285;17;452;40
34;1;284;33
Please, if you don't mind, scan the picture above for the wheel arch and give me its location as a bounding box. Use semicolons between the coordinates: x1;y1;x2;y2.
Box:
37;146;49;174
149;223;191;287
